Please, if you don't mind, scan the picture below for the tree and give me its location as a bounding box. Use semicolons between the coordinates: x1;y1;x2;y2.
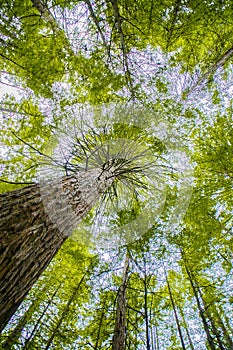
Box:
165;270;186;350
0;116;164;331
1;283;49;349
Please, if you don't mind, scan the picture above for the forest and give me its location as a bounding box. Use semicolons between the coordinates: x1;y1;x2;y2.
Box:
0;0;233;349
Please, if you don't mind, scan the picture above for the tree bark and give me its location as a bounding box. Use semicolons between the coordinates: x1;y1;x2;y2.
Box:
197;286;228;350
179;306;195;350
143;266;150;350
94;294;108;350
215;307;233;350
112;254;129;350
0;169;113;332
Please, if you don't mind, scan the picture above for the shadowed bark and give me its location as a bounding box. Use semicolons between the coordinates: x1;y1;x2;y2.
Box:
0;169;113;332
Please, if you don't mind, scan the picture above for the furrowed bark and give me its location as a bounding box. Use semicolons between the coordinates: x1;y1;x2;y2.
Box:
0;169;113;332
112;254;129;350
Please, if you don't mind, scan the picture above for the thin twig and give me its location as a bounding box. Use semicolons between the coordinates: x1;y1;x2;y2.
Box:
0;179;34;185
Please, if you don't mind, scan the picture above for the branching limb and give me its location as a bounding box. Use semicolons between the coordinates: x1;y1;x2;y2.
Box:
186;44;233;97
110;0;134;95
85;0;110;56
0;179;34;185
0;53;25;70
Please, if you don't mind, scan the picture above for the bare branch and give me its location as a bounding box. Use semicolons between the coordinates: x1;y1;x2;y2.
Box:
85;0;110;54
0;53;25;70
0;179;34;185
187;45;233;96
110;0;134;94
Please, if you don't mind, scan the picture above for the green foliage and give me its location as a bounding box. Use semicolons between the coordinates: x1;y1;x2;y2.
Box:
0;0;71;96
193;112;233;230
0;97;54;192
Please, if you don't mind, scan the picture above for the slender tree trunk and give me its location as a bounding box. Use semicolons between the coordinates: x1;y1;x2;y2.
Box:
184;264;217;350
155;324;159;350
221;311;233;339
165;271;186;350
179;306;195;350
94;294;108;350
0;169;113;332
143;274;150;350
215;307;233;349
44;272;87;350
23;283;62;349
31;0;54;23
149;309;154;350
112;254;129;350
187;44;233;96
197;287;228;350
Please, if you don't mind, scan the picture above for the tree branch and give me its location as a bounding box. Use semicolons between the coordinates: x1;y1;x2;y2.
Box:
110;0;134;95
187;45;233;97
0;179;34;185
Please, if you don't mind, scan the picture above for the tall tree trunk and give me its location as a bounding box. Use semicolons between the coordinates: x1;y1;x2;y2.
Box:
165;270;186;350
0;169;113;332
184;263;217;350
197;286;228;350
214;307;233;349
112;254;129;350
23;283;62;349
143;268;150;350
94;294;108;350
179;306;195;350
44;272;87;350
155;325;159;350
149;309;154;350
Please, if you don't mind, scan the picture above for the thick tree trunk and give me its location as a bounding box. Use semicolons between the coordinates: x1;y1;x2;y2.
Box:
112;254;129;350
0;169;113;332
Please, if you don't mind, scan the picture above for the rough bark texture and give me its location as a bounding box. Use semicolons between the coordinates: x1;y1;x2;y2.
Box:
112;254;129;350
0;169;113;332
